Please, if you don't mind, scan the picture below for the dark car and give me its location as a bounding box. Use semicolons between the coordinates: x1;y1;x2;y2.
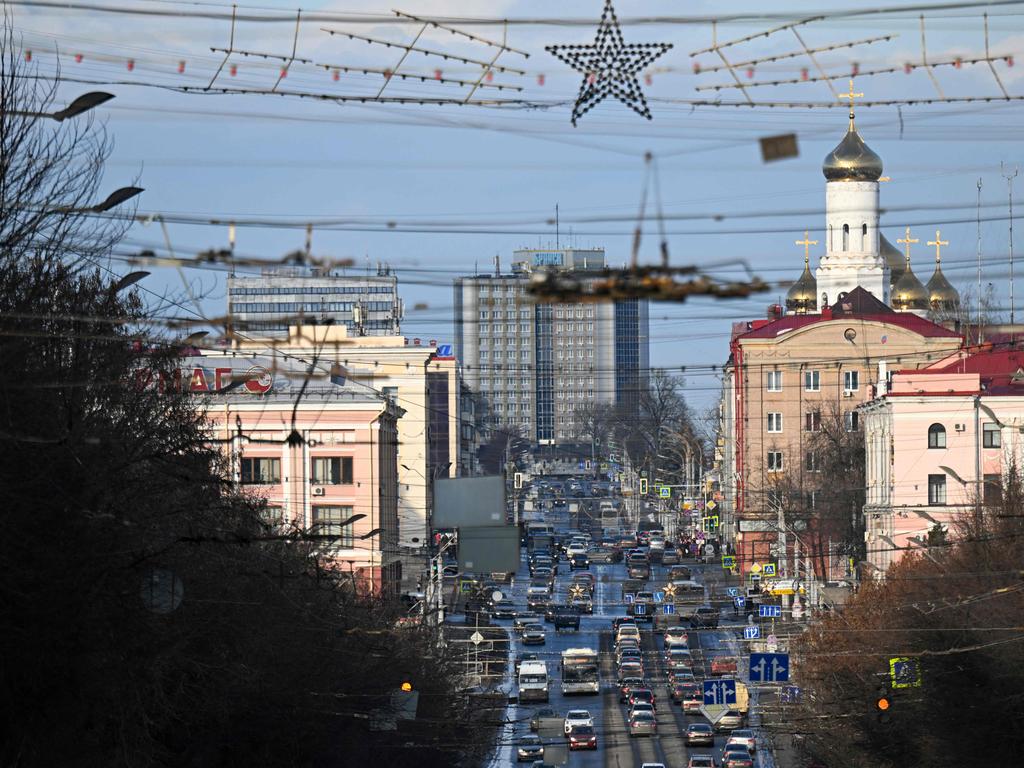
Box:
521;624;547;645
589;546;620;564
691;606;720;629
618;676;646;703
516;734;544;762
571;572;596;594
492;602;516;620
627;687;656;709
569;552;590;570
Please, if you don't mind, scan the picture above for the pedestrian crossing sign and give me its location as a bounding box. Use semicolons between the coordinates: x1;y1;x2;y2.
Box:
722;555;736;569
762;563;777;577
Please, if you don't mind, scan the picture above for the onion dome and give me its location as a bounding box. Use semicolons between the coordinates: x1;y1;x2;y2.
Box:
891;256;929;312
822;122;883;182
880;233;905;285
785;255;818;315
927;256;960;313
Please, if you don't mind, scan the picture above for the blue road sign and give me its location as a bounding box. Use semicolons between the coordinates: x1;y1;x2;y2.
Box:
653;591;665;603
634;603;647;616
780;685;802;704
744;625;761;640
663;604;675;615
659;486;671;498
722;555;736;569
624;593;635;604
762;563;777;576
749;653;790;683
734;596;746;608
436;344;453;357
759;604;782;618
703;679;738;706
727;587;740;597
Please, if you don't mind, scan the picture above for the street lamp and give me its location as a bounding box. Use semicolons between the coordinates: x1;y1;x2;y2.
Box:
110;271;150;295
91;186;144;212
361;527;383;540
4;91;115;121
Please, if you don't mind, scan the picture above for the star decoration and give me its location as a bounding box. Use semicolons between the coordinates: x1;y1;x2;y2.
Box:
663;582;677;598
546;0;672;126
569;583;587;599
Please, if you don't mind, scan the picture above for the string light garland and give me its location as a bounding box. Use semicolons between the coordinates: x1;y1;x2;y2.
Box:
545;0;672;125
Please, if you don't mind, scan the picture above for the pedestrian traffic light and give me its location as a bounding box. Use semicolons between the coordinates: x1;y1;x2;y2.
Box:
639;478;648;495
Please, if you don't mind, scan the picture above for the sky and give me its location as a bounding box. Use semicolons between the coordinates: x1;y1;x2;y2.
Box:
13;0;1024;410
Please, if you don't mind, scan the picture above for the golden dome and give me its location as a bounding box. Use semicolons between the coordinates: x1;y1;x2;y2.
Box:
927;260;960;311
786;257;817;315
880;233;905;284
822;124;883;182
891;257;928;312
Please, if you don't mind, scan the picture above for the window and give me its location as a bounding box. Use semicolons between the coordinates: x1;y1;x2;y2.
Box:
260;504;284;528
928;474;947;505
842;223;849;251
311;456;354;485
767;451;784;472
240;457;280;484
844;410;860;432
311;505;355;548
983;423;1001;449
844;370;860;392
766;371;782;392
805;490;817;510
928;423;946;449
805;411;821;432
767;413;783;433
861;223;868;250
984;473;1003;506
767;489;784;508
804;370;820;391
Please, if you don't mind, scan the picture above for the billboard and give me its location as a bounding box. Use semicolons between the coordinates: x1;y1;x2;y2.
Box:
433;476;505;528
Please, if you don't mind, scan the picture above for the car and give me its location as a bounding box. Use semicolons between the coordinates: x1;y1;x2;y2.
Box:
682;690;703;714
569;552;590;570
628;702;655;720
514;614;541;632
618;676;646;702
589;546;621;564
526;595;549;613
571;595;593;614
563;709;593;735
668;565;693;580
710;656;738;676
686;722;715;746
666;648;694;671
516;734;544;762
667;680;699;704
661;545;680;565
616;637;640;653
670;670;697;685
492;602;516;619
691;606;720;629
641;764;667;768
627;687;656;709
617;647;643;664
529;707;561;732
571;572;596;592
628;711;657;736
664;626;689;648
716;710;745;731
687;756;717;768
532;566;554;582
612;616;637;631
615;624;641;643
618;660;643;678
567;724;597;750
721;746;754;768
727;730;756;753
521;624;547;645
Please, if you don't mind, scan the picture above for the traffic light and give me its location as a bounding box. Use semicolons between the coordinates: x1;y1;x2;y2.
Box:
876;686;892;724
400;681;413;692
639;478;649;495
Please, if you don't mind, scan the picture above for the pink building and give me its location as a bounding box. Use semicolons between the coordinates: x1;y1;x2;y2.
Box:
174;354;403;596
862;345;1024;575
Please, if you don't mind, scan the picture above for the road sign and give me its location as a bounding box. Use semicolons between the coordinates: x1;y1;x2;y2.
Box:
727;587;739;597
663;603;675;615
780;685;802;704
722;555;736;569
634;603;647;616
703;679;738;706
706;499;718;511
699;704;730;724
749;652;790;683
759;604;782;618
733;596;746;608
624;593;635;604
659;486;671;498
469;630;485;646
890;657;922;689
750;563;762;574
762;563;777;577
744;625;761;640
653;591;665;603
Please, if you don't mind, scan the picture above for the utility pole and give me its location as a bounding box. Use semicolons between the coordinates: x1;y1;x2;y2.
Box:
1002;163;1019;328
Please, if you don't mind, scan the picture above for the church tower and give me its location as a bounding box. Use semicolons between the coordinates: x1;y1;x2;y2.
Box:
815;81;890;307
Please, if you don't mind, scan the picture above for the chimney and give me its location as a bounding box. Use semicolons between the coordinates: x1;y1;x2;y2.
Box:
767;304;783;321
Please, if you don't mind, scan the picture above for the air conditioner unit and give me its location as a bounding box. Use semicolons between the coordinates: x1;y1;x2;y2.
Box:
954;424;966;432
312;486;325;496
843;390;855;398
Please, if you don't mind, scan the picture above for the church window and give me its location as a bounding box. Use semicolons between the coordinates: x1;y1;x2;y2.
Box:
842;224;850;251
861;223;868;250
829;225;834;250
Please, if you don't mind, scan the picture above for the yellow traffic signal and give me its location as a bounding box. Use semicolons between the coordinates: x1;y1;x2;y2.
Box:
400;681;413;692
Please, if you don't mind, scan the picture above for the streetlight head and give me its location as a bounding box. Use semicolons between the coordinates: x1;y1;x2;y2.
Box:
52;91;115;121
92;186;144;212
401;464;412;471
340;513;367;528
110;270;149;294
181;331;209;347
361;527;383;540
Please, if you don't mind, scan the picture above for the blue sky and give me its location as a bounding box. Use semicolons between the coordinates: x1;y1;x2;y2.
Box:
16;0;1024;410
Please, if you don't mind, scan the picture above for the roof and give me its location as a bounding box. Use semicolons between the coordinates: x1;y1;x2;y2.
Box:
734;287;960;342
914;345;1024;396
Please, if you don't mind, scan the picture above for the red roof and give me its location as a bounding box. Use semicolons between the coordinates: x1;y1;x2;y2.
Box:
923;346;1024;395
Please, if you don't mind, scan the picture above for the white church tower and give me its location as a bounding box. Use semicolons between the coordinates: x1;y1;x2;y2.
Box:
815;82;890;307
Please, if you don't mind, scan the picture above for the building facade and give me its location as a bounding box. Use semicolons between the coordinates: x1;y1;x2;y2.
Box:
227;265;403;337
861;346;1024;575
170;354;403;595
454;248;649;443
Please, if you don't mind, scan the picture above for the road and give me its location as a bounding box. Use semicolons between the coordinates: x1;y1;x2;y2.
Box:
492;480;751;768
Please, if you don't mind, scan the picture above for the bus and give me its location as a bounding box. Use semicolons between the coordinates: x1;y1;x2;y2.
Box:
561;648;600;695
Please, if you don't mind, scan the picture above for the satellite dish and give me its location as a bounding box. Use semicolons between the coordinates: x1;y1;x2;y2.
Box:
140;567;184;614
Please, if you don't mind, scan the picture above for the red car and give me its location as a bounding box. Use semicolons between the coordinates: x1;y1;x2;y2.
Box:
710;656;738;676
568;724;597;750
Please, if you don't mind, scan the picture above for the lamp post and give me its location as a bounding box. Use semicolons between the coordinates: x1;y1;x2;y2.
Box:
3;91;115;121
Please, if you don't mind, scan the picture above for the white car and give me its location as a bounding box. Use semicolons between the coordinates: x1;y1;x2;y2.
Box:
566;542;588;558
664;627;690;649
727;729;757;752
563;709;594;734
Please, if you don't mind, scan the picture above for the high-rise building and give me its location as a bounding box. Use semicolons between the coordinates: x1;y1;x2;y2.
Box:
227;265;403;337
454;248;649;443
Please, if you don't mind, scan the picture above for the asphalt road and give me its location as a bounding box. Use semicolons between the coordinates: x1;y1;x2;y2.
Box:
494;489;749;768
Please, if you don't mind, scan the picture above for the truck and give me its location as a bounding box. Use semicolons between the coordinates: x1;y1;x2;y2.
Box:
518;660;550;703
560;648;600;695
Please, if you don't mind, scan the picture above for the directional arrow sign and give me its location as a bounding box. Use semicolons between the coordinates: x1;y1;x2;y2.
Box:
663;604;675;615
634;604;647;616
653;591;665;603
703;679;738;706
734;596;746;608
624;593;635;604
744;625;761;640
759;604;782;618
749;652;789;683
727;587;740;597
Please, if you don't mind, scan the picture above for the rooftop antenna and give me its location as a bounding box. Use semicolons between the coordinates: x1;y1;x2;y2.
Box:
494;253;501;276
556;203;560;249
305;222;313;260
1003;162;1019;330
977;178;983;342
